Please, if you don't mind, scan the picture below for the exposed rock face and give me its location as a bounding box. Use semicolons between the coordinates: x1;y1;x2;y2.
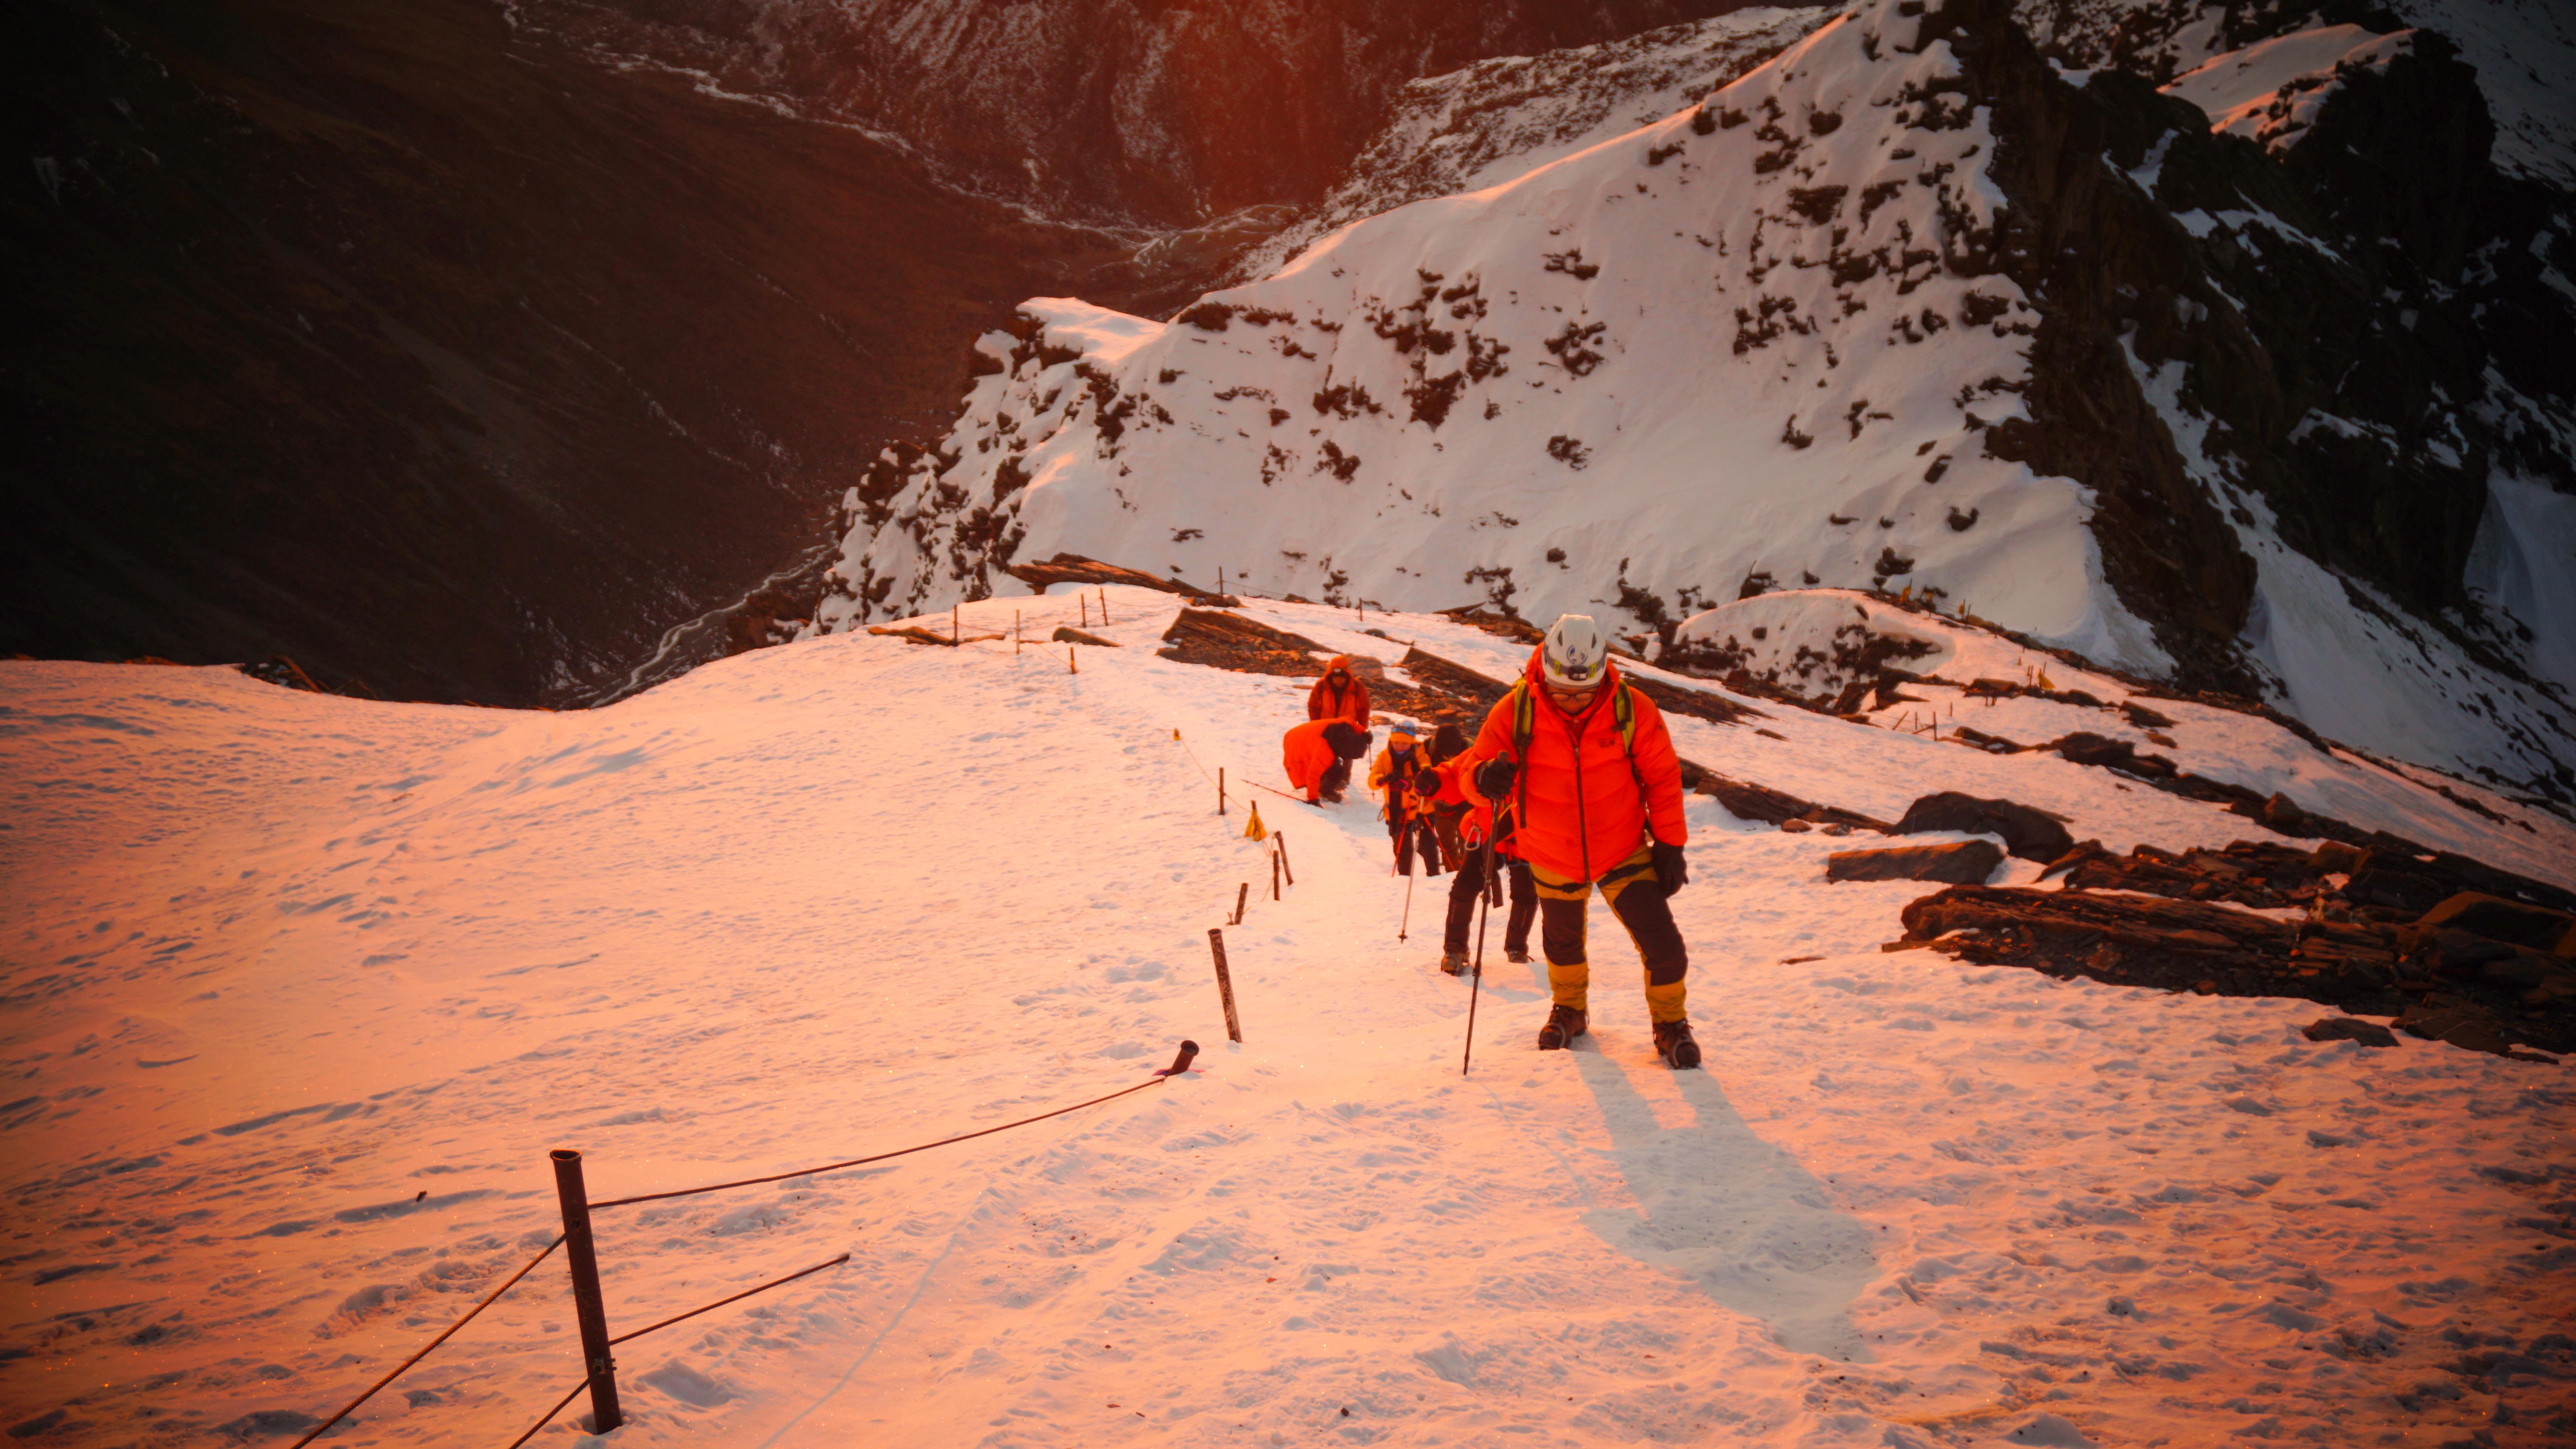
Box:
1892;880;2574;1056
502;0;1762;229
1894;791;2075;861
1825;839;2005;882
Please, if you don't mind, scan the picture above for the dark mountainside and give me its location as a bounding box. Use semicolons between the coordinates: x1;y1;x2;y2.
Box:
501;0;1766;229
4;0;1764;706
5;0;1158;706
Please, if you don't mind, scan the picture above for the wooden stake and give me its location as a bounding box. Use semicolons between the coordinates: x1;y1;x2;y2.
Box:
1271;849;1281;901
1232;881;1248;925
550;1150;623;1433
1217;566;1225;595
1206;930;1243;1043
951;603;959;645
1099;586;1109;623
1069;646;1078;674
1218;766;1227;816
1081;596;1089;628
1276;831;1293;886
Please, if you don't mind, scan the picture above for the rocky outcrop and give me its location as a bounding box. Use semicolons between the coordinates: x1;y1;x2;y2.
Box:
1893;791;2075;862
1826;840;2005;883
1893;881;2572;1058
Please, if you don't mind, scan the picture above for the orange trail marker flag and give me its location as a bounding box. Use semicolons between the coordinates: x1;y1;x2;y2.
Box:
1243;801;1268;842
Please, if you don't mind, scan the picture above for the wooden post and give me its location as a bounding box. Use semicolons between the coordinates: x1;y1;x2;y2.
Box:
550;1150;623;1434
1275;832;1293;887
1081;596;1089;629
1232;881;1248;925
1069;646;1078;675
1218;767;1226;816
1217;566;1225;595
952;603;959;645
1206;930;1242;1043
1099;586;1109;624
1271;849;1281;901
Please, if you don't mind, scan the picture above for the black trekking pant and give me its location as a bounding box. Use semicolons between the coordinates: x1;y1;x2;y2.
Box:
1388;812;1442;878
1534;843;1688;1023
1442;847;1533;956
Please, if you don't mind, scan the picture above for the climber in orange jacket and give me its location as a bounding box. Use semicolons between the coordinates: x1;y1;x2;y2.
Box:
1450;614;1699;1068
1283;718;1373;805
1308;657;1370;727
1300;658;1370;800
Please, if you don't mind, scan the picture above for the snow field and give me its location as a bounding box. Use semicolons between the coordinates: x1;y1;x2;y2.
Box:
2;588;2570;1447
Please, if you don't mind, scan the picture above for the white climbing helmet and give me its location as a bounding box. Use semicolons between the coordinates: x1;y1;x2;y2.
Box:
1540;613;1610;690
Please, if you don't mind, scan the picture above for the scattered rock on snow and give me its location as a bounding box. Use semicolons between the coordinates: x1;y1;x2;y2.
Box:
2303;1017;2399;1048
1825;840;2004;885
1009;554;1238;605
1893;791;2073;862
1052;627;1119;647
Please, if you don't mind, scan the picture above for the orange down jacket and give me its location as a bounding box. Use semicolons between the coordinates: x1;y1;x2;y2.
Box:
1451;650;1687;883
1282;719;1344;799
1307;660;1370;725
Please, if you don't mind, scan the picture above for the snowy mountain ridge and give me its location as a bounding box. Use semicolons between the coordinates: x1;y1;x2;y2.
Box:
1228;6;1838;283
805;0;2575;805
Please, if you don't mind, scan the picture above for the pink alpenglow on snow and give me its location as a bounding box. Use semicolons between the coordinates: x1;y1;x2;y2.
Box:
3;586;2570;1446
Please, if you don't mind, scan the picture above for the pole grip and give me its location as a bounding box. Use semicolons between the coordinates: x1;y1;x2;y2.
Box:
1206;931;1243;1043
550;1150;623;1433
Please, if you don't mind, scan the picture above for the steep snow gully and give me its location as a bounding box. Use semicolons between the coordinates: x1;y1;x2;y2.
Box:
4;588;2571;1447
807;0;2576;806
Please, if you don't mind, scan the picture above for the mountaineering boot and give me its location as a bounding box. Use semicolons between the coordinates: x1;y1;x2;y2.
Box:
1440;951;1468;976
1505;947;1531;964
1653;1018;1702;1070
1537;1005;1588;1050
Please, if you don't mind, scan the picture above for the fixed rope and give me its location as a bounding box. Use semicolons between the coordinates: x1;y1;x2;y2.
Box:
288;1235;564;1449
588;1073;1173;1210
609;1252;851;1347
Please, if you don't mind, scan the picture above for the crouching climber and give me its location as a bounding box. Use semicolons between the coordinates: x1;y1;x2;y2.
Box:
1284;719;1373;805
1454;614;1700;1068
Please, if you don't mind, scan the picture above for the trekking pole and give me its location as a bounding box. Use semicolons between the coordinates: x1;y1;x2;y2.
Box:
1461;836;1498;1077
1397;869;1415;942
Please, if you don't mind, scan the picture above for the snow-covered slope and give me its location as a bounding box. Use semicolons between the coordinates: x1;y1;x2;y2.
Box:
4;594;2571;1447
1230;6;1837;282
824;0;2155;662
810;0;2575;801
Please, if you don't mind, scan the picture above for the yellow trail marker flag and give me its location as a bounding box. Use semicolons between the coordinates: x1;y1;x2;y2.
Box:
2036;668;2055;691
1243;801;1269;842
1173;728;1181;740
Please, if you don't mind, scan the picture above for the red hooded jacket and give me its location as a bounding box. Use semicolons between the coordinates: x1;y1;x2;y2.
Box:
1448;651;1688;883
1307;658;1370;726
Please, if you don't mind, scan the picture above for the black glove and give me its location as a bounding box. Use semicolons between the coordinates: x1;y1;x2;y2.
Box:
1474;756;1518;800
1652;840;1689;897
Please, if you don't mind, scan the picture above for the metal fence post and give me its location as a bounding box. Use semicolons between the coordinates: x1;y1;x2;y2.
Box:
550;1149;624;1433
